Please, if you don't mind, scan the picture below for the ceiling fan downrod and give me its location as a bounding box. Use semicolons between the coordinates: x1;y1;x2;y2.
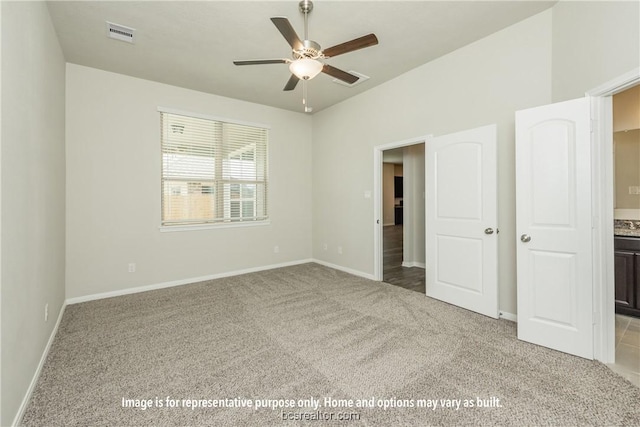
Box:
295;0;320;61
299;0;313;41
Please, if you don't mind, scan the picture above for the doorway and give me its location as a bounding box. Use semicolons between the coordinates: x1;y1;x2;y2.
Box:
374;125;498;320
373;136;427;285
381;145;426;293
609;83;640;386
587;67;640;364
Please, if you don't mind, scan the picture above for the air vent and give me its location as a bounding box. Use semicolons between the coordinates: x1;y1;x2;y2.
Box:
106;21;136;44
332;71;370;87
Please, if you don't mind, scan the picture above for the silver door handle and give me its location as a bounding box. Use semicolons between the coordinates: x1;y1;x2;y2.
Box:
520;234;531;243
484;228;494;235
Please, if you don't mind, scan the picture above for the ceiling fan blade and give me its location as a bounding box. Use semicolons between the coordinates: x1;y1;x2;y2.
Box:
271;17;303;51
233;59;288;66
283;74;300;91
322;33;379;58
322;64;359;84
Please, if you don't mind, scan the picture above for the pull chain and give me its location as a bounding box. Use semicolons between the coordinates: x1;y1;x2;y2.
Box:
303;80;307;105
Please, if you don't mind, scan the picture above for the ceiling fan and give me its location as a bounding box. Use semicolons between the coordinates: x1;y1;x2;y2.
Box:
233;0;378;111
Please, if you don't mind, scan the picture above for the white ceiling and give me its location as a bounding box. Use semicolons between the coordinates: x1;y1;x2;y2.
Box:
47;1;556;114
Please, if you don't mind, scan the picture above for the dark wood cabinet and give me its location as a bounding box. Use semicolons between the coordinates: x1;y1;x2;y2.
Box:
615;251;635;308
394;206;403;225
394;176;403;198
614;237;640;318
636;253;640;312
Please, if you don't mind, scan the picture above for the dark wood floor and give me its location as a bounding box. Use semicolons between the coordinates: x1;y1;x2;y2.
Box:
383;225;426;294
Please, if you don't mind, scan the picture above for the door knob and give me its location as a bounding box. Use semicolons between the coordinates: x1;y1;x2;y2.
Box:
484;228;494;235
520;234;531;243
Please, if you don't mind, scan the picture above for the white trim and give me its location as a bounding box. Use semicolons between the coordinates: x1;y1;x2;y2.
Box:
499;311;517;322
373;148;383;281
587;67;640;97
591;94;615;364
311;259;375;280
66;259;313;305
587;68;640;364
376;136;431;152
402;261;426;269
12;302;67;427
157;106;271;130
383;222;395;227
0;0;3;420
373;135;431;281
159;220;270;233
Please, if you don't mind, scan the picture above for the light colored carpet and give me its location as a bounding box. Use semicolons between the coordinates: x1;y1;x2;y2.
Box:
22;263;640;426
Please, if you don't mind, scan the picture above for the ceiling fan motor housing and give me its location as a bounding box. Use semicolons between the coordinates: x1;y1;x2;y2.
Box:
295;40;322;59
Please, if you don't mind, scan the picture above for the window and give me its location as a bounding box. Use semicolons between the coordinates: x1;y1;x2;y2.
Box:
160;110;268;227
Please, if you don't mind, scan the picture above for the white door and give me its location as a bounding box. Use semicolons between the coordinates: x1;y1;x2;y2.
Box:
515;98;593;359
426;124;498;318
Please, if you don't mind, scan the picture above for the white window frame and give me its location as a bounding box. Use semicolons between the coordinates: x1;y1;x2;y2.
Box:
158;107;270;232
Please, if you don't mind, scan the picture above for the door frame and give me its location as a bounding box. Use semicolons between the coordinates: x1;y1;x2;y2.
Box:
373;135;430;281
589;67;640;363
370;67;639;362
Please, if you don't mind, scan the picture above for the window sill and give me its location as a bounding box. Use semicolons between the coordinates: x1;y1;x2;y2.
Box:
159;220;270;233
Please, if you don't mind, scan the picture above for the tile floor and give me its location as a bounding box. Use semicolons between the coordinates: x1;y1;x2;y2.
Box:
608;314;640;387
383;225;425;293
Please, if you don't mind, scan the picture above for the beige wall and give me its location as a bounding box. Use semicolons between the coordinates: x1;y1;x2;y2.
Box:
66;64;313;299
311;0;640;316
382;163;395;225
613;85;640;133
3;4;639;422
552;1;640;102
312;10;553;314
615;130;640;209
1;2;66;425
403;144;425;267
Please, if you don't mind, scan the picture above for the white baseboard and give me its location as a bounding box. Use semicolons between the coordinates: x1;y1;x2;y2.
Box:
13;301;67;427
499;311;517;322
311;259;375;280
16;260;515;427
66;259;314;305
383;222;395;226
402;261;426;269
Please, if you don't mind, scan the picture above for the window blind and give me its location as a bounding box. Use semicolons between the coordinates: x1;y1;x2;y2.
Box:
161;111;268;226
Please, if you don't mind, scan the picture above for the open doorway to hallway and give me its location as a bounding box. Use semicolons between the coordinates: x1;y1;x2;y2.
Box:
382;145;426;293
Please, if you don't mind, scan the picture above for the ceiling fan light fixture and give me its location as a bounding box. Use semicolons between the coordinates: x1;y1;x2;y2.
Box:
289;58;323;80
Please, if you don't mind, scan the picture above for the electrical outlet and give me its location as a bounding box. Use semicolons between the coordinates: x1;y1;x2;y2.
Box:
338;246;343;255
128;263;136;273
323;243;328;251
274;246;280;254
44;303;49;322
629;186;640;195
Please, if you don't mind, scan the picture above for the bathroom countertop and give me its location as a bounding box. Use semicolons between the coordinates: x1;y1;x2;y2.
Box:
614;228;640;238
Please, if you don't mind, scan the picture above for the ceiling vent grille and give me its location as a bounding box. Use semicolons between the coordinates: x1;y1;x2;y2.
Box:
106;21;136;44
332;71;370;87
